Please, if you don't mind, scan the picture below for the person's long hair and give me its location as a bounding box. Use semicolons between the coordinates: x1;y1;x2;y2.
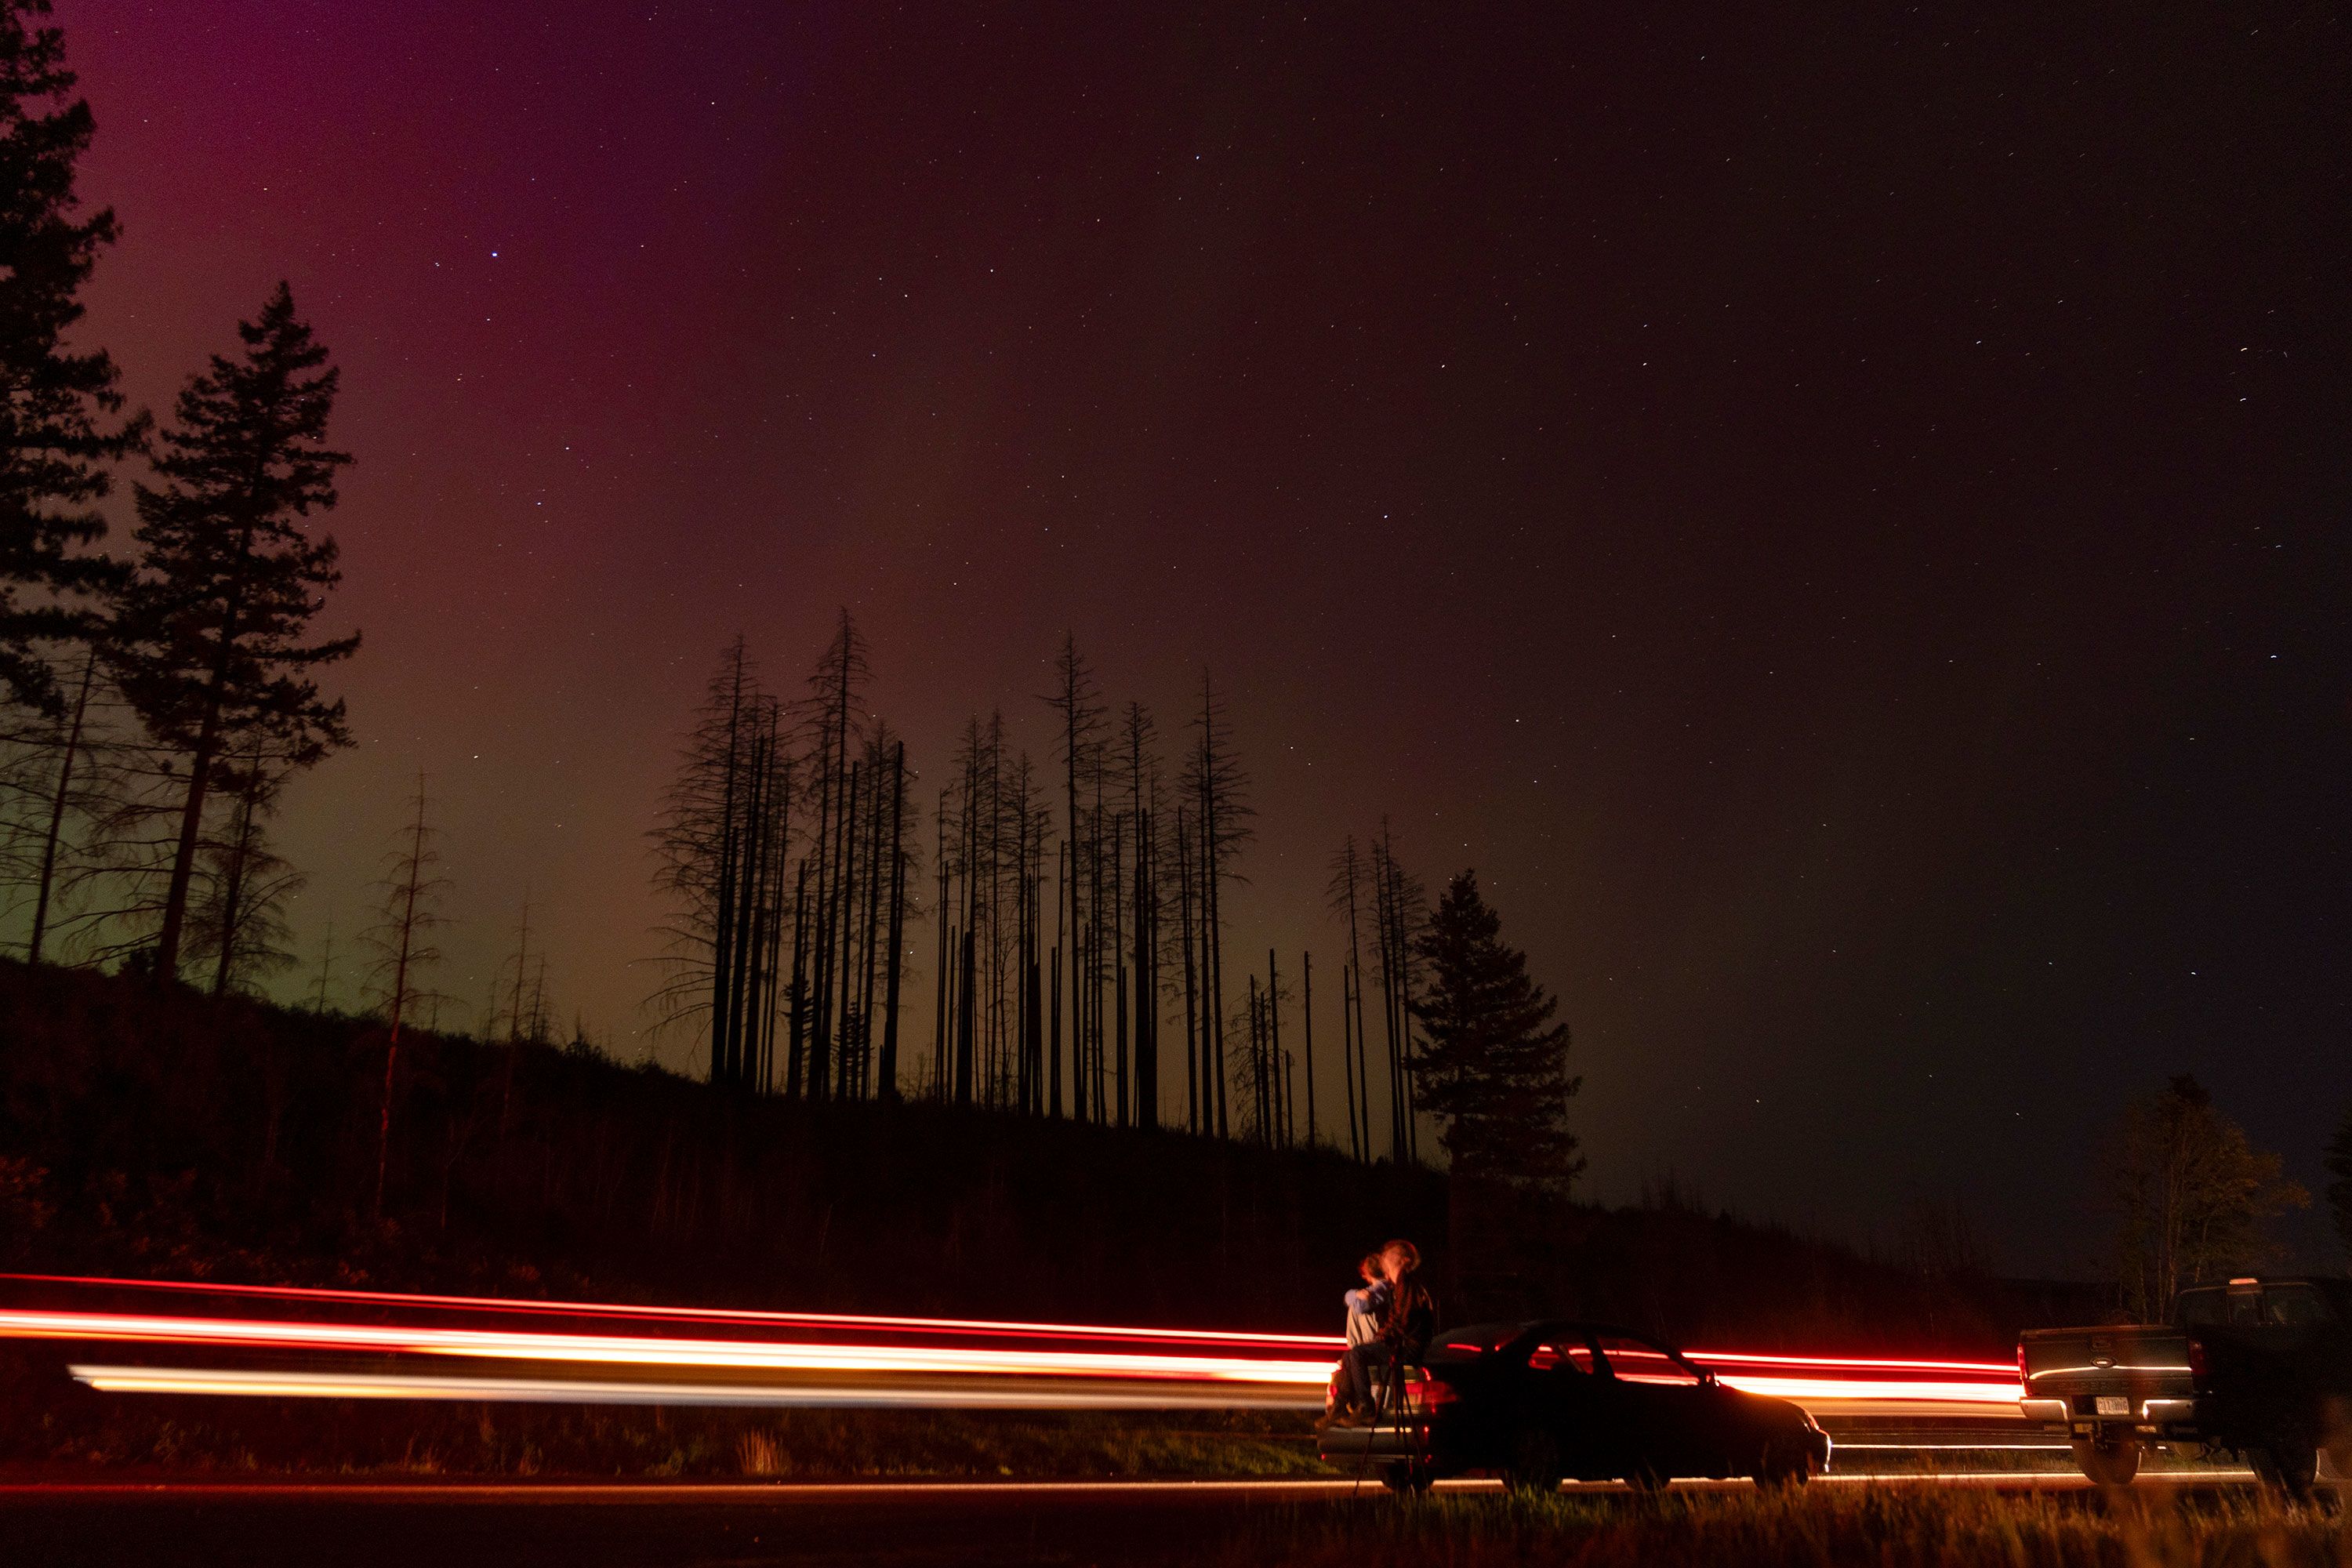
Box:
1378;1240;1427;1342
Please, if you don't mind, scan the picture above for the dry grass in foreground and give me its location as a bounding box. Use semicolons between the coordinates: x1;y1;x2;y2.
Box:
1216;1485;2352;1568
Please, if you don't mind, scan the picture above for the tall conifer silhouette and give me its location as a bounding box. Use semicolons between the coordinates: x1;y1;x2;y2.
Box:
0;0;145;717
110;285;356;985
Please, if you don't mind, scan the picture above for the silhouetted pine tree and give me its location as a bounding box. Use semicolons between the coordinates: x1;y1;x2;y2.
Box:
1409;869;1584;1194
108;285;356;985
0;0;144;719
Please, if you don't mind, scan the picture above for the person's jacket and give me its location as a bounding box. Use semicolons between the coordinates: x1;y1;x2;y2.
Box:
1380;1275;1435;1362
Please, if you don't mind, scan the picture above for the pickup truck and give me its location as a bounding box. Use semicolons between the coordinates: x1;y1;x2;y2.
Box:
2019;1276;2352;1491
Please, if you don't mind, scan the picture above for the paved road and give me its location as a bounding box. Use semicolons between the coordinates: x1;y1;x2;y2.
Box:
0;1473;2262;1568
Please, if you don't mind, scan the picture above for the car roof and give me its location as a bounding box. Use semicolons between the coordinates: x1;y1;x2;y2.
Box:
1430;1319;1689;1352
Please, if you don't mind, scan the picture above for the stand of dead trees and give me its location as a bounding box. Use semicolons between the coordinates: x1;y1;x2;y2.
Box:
1324;822;1428;1165
651;618;916;1102
645;623;1438;1167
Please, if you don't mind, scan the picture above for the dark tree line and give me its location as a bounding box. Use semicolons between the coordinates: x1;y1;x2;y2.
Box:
0;3;358;993
652;616;916;1102
645;628;1465;1167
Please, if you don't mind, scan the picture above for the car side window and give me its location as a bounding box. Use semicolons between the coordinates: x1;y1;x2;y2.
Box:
1527;1338;1597;1374
1592;1334;1702;1386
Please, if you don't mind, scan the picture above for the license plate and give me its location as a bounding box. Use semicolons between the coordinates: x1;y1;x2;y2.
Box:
2094;1396;2131;1417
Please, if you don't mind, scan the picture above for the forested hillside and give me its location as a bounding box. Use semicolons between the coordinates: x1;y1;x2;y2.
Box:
0;958;2074;1351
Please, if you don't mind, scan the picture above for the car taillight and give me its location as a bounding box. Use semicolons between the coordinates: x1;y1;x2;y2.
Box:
1408;1374;1457;1409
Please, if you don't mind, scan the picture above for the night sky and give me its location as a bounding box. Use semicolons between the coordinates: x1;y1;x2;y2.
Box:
58;3;2349;1274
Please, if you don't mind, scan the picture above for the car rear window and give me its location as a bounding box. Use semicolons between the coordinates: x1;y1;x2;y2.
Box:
1428;1325;1520;1361
1592;1334;1704;1385
1527;1339;1598;1374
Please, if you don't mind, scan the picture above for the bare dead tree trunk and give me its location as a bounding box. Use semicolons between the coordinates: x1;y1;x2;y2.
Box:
207;735;268;996
879;740;907;1101
153;526;253;986
1026;863;1044;1114
1354;956;1373;1159
499;897;532;1134
760;757;793;1093
311;919;336;1012
1111;811;1127;1126
1043;636;1102;1123
25;648;96;964
1247;975;1265;1144
931;785;949;1098
786;859;810;1098
857;743;887;1098
1134;806;1156;1130
1339;962;1358;1160
806;724;838;1100
1302;950;1315;1149
955;923;977;1102
1204;797;1227;1138
371;771;445;1217
708;652;746;1084
1268;949;1284;1147
1176;811;1198;1135
1051;839;1065;1116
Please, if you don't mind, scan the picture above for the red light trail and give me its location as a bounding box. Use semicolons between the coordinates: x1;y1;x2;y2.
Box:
0;1275;2024;1414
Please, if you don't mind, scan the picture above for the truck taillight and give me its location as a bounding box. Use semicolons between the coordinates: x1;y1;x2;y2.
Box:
2187;1339;2207;1384
2018;1344;2029;1386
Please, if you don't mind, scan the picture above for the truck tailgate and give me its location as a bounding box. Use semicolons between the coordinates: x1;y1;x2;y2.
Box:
2019;1326;2195;1426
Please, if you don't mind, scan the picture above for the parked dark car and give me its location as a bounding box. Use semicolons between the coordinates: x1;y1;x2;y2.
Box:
1318;1319;1831;1494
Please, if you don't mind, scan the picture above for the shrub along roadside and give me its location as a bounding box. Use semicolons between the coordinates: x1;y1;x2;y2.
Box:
0;1352;1323;1480
1210;1487;2352;1568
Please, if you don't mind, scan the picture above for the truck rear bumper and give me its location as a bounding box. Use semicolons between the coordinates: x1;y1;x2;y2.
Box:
2020;1396;2199;1439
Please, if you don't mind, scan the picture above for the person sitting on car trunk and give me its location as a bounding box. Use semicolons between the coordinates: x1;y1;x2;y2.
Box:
1345;1254;1386;1350
1318;1255;1388;1429
1334;1240;1434;1424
